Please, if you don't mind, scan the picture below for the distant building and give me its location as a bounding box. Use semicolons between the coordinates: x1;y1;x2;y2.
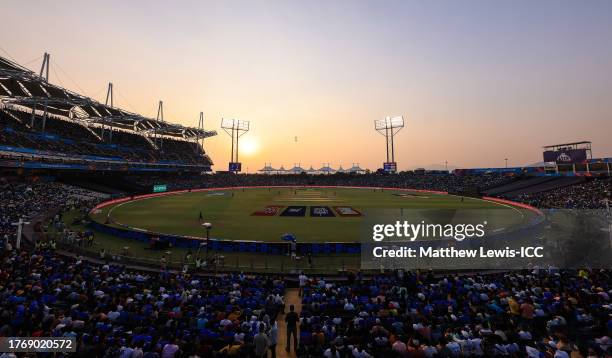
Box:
258;163;367;174
348;163;366;174
258;163;277;175
288;164;306;174
318;164;334;175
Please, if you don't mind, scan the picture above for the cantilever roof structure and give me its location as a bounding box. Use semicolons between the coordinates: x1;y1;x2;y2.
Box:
0;55;217;140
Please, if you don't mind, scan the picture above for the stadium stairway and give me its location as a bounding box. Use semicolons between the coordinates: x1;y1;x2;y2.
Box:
277;288;302;358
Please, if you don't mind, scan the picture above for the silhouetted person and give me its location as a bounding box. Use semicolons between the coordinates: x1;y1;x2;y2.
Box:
285;304;298;353
254;323;269;358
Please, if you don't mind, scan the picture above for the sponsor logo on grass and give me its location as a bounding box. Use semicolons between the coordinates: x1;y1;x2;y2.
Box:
253;205;361;218
251;205;284;216
309;206;335;217
333;206;362;217
280;206;307;217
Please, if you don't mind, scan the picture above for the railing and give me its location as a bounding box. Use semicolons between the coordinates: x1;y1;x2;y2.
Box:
55;240;360;275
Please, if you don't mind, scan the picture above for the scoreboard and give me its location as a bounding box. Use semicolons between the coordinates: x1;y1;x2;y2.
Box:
383;162;397;173
229;162;242;172
543;149;588;164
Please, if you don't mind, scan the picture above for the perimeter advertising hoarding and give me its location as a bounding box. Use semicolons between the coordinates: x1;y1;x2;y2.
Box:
543;149;587;163
152;184;167;193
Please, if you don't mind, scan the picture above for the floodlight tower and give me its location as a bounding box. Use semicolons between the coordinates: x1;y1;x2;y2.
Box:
374;116;404;173
221;118;250;172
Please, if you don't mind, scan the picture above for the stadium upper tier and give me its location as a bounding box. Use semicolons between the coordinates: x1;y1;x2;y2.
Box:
0;55;216;169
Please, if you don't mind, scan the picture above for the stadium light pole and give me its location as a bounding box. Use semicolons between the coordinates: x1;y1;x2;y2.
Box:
202;222;212;260
374;116;404;173
221;118;250;173
11;217;30;250
505;158;508;168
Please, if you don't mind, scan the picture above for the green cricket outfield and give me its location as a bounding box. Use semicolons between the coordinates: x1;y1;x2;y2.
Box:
90;187;535;243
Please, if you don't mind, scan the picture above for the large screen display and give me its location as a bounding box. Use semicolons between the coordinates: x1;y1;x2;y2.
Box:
229;162;242;172
383;162;397;173
543;149;587;163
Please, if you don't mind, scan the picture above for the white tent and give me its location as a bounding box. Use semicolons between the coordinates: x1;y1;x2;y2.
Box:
348;163;366;174
318;165;335;175
258;163;277;174
288;164;306;174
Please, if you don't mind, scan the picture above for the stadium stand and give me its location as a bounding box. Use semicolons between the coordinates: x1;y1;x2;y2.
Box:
515;178;611;209
0;107;213;166
0;54;216;170
2;53;611;358
482;177;560;197
498;177;586;199
0;173;610;357
296;270;611;358
128;172;515;196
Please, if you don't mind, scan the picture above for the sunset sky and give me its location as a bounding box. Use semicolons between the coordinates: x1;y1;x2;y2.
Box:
2;0;611;171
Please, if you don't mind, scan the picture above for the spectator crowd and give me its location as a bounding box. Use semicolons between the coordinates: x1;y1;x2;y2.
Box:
296;270;611;357
0;108;212;166
0;173;610;357
516;179;611;209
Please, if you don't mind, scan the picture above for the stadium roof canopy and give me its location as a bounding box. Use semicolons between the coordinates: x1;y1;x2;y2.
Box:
0;55;217;140
542;141;591;150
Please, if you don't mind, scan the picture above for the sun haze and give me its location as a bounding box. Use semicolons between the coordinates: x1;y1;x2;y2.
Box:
2;0;611;171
